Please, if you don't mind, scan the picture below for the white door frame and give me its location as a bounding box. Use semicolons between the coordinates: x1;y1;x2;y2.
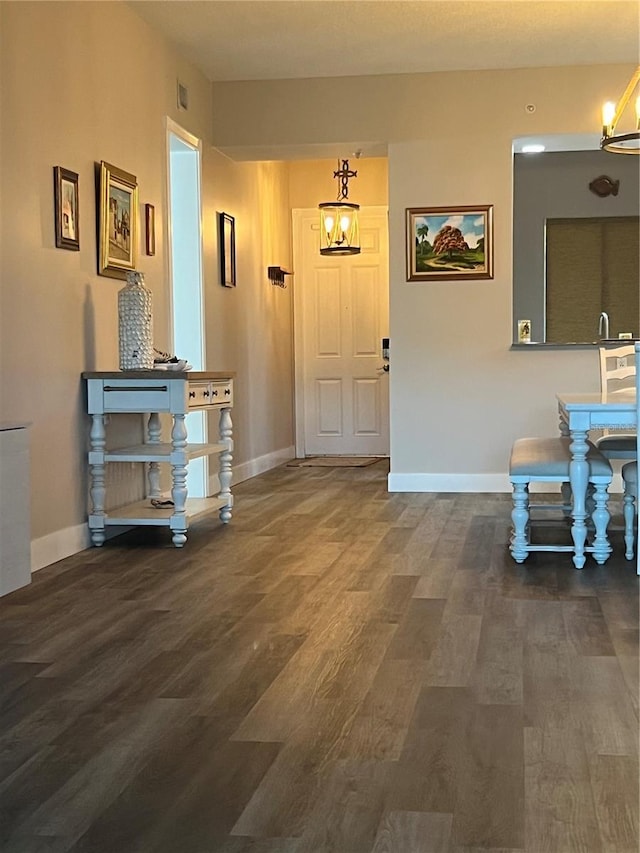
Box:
292;205;389;459
165;117;205;365
165;117;208;495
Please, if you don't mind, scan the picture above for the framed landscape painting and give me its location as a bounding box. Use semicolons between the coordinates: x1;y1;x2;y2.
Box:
98;161;138;279
406;204;493;281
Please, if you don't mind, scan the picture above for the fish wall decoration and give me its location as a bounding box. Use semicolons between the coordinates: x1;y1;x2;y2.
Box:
588;175;620;197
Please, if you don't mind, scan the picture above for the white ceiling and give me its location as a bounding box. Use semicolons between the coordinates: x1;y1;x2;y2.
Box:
128;0;640;83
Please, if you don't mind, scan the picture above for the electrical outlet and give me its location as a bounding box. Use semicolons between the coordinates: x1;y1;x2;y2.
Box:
616;356;628;369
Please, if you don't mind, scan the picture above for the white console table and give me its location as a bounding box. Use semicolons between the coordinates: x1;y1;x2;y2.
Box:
82;371;234;548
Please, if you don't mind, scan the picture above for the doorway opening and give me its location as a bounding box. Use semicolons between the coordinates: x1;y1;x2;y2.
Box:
166;119;207;497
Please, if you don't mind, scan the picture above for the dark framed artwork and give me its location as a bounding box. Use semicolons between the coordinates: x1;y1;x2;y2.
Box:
406;204;493;281
219;212;236;287
53;166;79;251
98;160;138;279
145;203;155;256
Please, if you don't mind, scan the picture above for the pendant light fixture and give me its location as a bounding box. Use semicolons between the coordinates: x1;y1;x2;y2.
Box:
601;65;640;154
319;159;360;255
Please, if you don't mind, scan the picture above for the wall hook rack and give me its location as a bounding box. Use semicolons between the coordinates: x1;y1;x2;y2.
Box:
268;266;292;288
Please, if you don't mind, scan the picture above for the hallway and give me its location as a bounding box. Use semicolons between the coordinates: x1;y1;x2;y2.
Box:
1;460;638;852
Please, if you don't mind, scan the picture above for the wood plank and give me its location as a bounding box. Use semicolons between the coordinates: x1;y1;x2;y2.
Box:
525;726;603;853
72;723;281;853
588;753;639;853
569;656;639;757
562;598;616;656
411;557;457;597
230;596;372;743
449;703;524;850
338;659;429;761
387;686;474;815
294;760;392;853
384;598;445;661
471;620;523;706
6;699;189;848
370;809;452;853
424;614;483;686
230;699;361;838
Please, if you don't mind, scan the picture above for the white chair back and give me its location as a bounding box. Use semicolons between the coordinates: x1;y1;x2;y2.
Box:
599;343;636;400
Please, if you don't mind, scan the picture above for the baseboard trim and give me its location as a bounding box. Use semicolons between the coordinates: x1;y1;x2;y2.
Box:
388;473;513;493
388;471;625;495
31;523;92;573
232;445;295;484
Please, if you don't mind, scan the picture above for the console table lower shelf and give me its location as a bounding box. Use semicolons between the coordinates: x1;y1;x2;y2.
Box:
89;496;229;539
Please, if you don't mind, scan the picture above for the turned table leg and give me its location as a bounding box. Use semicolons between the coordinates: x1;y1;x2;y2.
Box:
88;414;107;546
218;407;233;523
569;428;590;569
170;413;188;547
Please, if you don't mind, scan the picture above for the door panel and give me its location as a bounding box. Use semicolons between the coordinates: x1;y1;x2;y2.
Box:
353;378;380;434
315;270;342;356
352;267;380;355
316;380;343;435
294;207;389;457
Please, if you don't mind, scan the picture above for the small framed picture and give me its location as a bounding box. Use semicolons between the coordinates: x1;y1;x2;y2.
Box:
219;212;236;287
98;160;138;279
518;320;532;343
53;166;79;251
406;204;493;281
145;203;155;256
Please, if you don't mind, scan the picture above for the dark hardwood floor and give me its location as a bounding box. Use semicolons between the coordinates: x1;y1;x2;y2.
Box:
1;460;638;852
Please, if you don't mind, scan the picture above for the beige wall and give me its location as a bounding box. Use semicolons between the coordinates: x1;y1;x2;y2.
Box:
288;158;388;209
203;151;294;464
212;64;637;489
211;65;637;150
0;1;294;567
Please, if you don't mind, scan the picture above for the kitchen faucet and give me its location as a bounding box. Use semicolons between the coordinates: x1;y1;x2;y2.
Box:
598;311;609;340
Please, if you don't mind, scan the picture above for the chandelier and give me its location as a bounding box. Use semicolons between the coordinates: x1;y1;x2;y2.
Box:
601;66;640;154
319;159;360;255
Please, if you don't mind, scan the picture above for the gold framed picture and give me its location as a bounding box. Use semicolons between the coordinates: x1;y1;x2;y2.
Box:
145;203;155;256
98;161;138;279
406;204;493;281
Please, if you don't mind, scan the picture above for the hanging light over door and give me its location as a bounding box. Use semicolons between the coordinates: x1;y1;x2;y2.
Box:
319;159;360;255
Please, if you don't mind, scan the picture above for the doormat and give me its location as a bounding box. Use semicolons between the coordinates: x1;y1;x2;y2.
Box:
287;457;380;467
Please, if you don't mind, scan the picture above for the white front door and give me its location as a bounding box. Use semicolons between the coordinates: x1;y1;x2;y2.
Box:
293;206;389;457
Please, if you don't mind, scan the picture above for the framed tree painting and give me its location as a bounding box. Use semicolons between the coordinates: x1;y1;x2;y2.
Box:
53;166;79;251
98;161;138;279
406;204;493;281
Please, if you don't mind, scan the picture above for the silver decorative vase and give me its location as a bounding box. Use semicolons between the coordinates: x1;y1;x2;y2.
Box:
118;271;153;370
